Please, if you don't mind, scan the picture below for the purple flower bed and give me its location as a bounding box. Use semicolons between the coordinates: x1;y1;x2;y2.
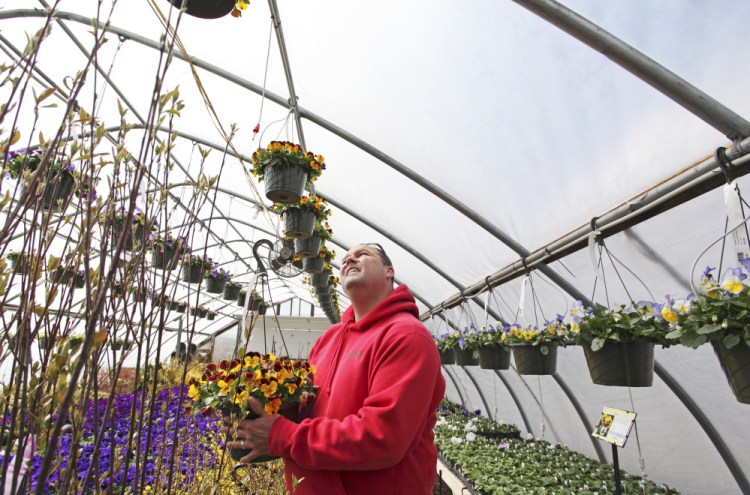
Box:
2;387;220;494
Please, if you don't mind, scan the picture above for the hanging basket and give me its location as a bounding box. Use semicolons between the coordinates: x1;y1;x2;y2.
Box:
223;284;241;301
264;161;309;204
317;293;332;304
439;349;455;365
181;263;204;284
479;345;512;370
302;256;325;274
204;277;226;294
10;254;30;275
72;272;85;289
283;209;316;239
176;303;187;314
50;267;73;286
315;285;331;295
169;300;180;312
151;247;179;271
20;172;75;212
712;339;750;404
223;403;300;462
294;235;323;258
113;221;145;251
190;307;205;319
512;344;558;375
112;340;132;351
237;292;247;307
311;271;332;287
206;312;216;321
166;0;236;19
454;348;479;366
583;340;654;387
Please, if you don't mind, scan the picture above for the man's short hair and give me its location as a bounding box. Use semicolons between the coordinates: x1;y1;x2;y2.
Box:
364;243;393;267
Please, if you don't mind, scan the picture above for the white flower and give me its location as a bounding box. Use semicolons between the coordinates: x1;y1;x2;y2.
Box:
450;436;463;445
465;432;477;442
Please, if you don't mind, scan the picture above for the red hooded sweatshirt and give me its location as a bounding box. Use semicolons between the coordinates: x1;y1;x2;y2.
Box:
268;284;446;495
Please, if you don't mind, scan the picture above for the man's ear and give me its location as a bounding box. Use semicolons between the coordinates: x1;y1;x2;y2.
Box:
385;266;394;279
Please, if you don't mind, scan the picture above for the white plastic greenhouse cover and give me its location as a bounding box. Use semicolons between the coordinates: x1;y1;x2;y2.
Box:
1;1;750;493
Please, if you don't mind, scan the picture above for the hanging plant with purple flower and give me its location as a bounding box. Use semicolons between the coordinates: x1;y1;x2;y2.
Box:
147;230;189;254
665;262;750;349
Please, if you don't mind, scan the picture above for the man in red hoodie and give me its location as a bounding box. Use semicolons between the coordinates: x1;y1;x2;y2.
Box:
224;243;445;494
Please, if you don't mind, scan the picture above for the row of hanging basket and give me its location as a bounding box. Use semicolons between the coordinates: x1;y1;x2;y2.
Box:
443;342;652;384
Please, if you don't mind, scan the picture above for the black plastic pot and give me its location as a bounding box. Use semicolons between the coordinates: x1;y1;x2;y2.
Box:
224;284;241;301
583;340;654;387
181;264;204;284
113;221;145;251
302;256;325;274
478;345;512;370
166;0;235;18
294;234;323;258
713;339;750;404
263;161;308;204
439;350;455;365
284;208;316;239
454;348;479;366
204;277;226;294
151;247;179;271
512;344;558;375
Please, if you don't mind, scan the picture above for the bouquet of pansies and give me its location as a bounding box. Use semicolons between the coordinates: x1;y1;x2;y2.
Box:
188;352;317;417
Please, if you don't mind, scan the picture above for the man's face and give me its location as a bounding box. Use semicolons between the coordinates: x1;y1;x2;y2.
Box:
340;244;393;294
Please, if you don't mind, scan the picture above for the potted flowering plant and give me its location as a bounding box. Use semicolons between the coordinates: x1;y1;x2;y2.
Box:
7;250;30;275
190;305;209;318
6;149;76;210
147;231;188;271
295;221;333;259
204;267;230;294
187;352;317;462
206;310;217;321
574;300;671;387
223;280;242;301
435;333;457;365
506;316;571;375
303;244;335;274
181;254;214;284
105;206;157;251
664;264;750;403
309;267;332;290
475;324;511;370
112;338;132;351
272;194;331;240
251;141;326;204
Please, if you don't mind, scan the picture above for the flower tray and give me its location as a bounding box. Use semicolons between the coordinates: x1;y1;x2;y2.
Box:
712;339;750;404
204;277;226;294
512;344;557;375
294;234;323;258
302;256;325;274
181;263;204;284
583;340;654;387
264;161;308;204
478;345;511;370
284;208;316;239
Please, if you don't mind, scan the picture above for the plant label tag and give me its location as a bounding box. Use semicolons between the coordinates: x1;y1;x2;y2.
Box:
723;181;750;263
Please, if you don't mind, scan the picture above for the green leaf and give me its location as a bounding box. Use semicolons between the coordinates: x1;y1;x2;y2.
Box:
722;333;740;349
696;323;722;335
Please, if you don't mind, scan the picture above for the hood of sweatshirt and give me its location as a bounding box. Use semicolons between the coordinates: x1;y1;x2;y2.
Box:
339;284;418;332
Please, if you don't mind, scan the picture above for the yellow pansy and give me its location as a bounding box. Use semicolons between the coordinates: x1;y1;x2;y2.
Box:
261;380;278;398
661;305;678;325
236;0;249;10
188;384;200;401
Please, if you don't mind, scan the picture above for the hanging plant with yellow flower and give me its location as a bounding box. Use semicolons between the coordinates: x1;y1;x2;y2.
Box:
317;244;335;263
664;263;750;349
505;316;573;355
231;0;250;17
252;141;326;186
271;194;331;222
188;352;317;417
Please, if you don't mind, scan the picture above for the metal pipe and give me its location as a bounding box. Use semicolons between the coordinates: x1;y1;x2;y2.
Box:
511;0;750;140
423;139;750;317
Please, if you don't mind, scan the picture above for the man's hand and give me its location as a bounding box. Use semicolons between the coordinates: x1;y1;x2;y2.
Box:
220;398;280;463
